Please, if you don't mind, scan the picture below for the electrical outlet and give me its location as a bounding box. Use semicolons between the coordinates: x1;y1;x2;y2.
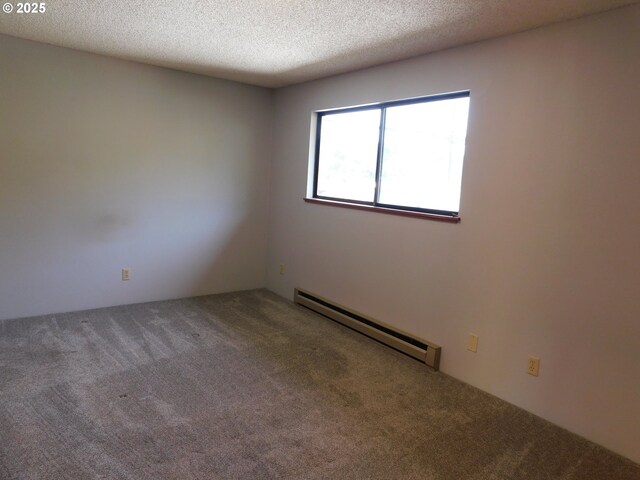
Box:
466;333;479;353
527;356;540;376
279;263;285;275
122;268;131;281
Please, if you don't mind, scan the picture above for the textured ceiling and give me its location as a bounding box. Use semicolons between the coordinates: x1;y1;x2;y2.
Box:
0;1;636;87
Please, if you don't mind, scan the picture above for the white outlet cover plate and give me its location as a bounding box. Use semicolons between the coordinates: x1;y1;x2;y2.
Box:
467;333;479;353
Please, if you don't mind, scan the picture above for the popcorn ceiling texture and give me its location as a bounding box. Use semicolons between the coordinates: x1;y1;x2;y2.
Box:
0;0;637;87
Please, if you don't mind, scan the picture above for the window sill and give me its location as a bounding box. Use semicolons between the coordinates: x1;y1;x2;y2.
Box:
303;198;461;223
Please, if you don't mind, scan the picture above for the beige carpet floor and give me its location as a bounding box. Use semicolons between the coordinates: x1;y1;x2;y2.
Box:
0;289;638;479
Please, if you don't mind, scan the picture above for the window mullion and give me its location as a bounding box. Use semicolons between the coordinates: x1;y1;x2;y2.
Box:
373;108;386;205
312;114;323;198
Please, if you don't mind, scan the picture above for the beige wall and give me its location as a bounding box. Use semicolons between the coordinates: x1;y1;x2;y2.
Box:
267;5;640;463
0;34;272;320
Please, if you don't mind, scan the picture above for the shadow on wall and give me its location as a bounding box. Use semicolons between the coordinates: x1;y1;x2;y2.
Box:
185;212;268;298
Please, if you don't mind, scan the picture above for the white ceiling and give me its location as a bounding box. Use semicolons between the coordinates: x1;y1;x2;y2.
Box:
0;0;636;87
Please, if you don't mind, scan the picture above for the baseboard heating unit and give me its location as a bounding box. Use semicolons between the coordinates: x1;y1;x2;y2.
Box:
294;288;441;371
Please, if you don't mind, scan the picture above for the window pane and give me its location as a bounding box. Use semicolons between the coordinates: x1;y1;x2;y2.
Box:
378;97;470;213
317;109;380;202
